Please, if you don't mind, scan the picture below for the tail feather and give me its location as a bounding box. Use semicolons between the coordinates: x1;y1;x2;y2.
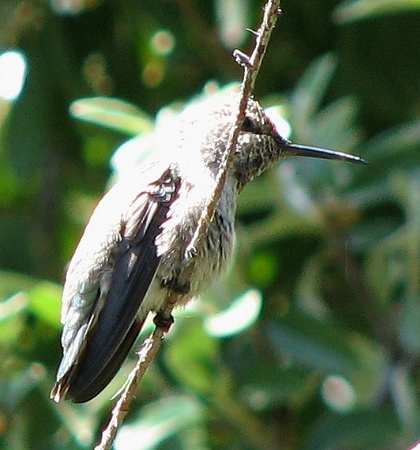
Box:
62;317;145;403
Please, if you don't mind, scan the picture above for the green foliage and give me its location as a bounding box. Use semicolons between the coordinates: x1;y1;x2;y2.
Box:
70;97;154;136
334;0;420;23
0;1;419;449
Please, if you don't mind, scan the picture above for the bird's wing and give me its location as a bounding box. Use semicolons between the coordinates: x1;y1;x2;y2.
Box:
51;168;179;402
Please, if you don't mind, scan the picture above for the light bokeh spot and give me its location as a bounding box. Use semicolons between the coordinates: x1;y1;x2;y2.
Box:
0;51;27;101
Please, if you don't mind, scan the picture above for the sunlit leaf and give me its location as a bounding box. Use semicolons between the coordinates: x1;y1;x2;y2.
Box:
27;281;62;328
290;53;338;138
115;395;204;450
276;161;319;219
70;97;154;135
0;293;26;343
334;0;420;24
0;271;36;299
215;0;249;48
0;292;27;321
204;289;262;337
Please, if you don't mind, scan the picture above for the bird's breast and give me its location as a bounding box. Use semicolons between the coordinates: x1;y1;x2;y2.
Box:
155;179;237;300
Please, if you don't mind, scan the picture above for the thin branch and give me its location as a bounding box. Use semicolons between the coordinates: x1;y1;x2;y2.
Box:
93;336;159;450
94;1;281;448
186;0;281;256
94;297;175;450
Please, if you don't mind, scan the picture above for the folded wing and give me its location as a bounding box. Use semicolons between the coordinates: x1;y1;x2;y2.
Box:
51;168;179;402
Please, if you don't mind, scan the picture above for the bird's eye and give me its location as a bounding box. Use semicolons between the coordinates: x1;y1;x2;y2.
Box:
241;116;262;134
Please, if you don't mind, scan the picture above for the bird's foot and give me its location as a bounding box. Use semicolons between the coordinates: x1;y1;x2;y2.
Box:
153;312;174;332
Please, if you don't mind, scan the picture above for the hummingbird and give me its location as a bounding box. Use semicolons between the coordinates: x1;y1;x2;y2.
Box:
51;93;365;403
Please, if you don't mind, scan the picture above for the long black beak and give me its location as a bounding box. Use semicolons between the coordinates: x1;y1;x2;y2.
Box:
286;143;367;165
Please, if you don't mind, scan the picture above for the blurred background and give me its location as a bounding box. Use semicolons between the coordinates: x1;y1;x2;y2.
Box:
0;0;420;449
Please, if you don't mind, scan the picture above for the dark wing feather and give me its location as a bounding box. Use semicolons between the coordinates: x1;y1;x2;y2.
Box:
52;169;179;402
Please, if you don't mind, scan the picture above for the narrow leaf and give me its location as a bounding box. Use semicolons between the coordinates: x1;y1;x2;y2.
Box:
204;289;262;337
115;395;204;450
290;53;338;136
334;0;420;23
70;97;154;135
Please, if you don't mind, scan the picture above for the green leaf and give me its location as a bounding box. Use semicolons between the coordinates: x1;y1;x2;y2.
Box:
276;161;319;220
0;292;28;321
397;295;420;354
0;273;61;338
346;334;389;406
290;53;338;138
362;122;420;162
114;395;205;450
238;172;321;247
295;252;331;319
365;173;420;307
240;366;315;410
204;289;262;337
70;97;154;135
266;308;388;407
266;310;358;375
304;409;400;450
226;339;315;408
248;251;280;288
308;96;360;152
166;319;218;394
389;365;417;435
2;363;46;408
0;270;37;300
27;281;62;328
215;0;249;48
334;0;420;24
0;293;26;343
